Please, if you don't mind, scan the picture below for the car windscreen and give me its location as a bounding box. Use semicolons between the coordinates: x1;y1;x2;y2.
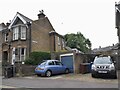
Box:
94;57;112;64
40;62;46;66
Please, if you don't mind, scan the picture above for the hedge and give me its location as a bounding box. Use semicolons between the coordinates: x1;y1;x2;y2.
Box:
25;51;51;65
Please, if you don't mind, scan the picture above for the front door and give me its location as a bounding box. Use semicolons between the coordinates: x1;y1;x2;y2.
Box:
3;51;8;64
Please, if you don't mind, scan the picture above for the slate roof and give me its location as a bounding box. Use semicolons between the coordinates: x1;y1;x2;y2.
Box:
0;23;6;31
8;12;32;29
92;43;119;53
17;12;32;23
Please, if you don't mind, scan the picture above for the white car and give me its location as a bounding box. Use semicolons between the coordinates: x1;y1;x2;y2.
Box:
91;56;117;78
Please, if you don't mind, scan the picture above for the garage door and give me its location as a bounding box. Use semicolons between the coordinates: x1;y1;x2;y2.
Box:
61;55;74;73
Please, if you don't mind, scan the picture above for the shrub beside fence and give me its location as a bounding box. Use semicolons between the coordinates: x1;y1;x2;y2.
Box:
25;51;51;65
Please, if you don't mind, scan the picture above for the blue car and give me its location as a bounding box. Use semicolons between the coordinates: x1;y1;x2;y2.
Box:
35;60;69;77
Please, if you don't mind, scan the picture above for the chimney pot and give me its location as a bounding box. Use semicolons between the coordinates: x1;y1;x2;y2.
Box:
38;10;46;19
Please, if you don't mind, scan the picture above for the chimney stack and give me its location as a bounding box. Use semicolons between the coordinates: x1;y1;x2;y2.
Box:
6;22;10;27
37;10;46;19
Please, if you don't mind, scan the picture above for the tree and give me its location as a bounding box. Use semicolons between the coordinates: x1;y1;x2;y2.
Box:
64;32;92;53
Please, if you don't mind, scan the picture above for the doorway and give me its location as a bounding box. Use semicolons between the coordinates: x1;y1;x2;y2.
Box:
3;51;8;64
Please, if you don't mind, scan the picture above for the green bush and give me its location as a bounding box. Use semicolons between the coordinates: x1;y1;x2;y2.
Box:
25;51;51;65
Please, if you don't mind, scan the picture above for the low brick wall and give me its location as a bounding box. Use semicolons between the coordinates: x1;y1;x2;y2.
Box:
21;65;36;76
15;63;36;76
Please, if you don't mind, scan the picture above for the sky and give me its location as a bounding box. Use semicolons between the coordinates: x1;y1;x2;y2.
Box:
0;0;119;49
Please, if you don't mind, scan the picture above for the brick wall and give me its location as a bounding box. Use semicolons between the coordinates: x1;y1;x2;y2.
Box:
74;53;84;73
0;31;2;62
15;63;36;76
31;17;53;52
49;35;55;52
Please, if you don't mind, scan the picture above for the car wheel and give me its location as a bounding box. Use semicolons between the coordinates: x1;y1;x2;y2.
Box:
65;69;69;74
46;70;52;77
91;73;96;78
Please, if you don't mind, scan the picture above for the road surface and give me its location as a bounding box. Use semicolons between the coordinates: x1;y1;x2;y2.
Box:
2;74;118;88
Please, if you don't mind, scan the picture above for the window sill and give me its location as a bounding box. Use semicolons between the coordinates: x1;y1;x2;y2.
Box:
20;39;27;41
12;39;27;42
13;39;18;41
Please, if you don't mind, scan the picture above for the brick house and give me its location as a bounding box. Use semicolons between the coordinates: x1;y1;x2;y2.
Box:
92;44;119;69
92;44;118;56
0;23;7;62
1;11;66;65
115;2;120;70
0;23;9;64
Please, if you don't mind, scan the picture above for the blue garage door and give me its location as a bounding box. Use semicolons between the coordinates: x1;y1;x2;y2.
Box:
61;55;74;73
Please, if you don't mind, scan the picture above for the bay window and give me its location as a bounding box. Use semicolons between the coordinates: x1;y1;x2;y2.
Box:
13;27;19;40
12;47;26;62
21;26;26;39
20;48;26;61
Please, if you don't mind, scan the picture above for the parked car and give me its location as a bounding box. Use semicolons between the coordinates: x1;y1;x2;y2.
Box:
35;60;69;77
91;55;117;78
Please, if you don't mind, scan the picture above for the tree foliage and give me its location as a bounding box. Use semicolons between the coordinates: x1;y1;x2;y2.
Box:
64;32;92;53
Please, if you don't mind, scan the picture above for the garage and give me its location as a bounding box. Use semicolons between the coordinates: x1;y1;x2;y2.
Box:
60;53;74;73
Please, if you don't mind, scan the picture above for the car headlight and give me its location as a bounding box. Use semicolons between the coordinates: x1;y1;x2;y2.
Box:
109;64;115;70
91;65;96;70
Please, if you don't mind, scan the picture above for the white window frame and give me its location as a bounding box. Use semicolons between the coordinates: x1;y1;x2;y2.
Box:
13;27;19;40
58;37;60;46
21;26;26;40
20;48;26;61
62;39;65;48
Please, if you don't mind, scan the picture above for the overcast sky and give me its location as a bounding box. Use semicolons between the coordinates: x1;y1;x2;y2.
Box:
0;0;119;49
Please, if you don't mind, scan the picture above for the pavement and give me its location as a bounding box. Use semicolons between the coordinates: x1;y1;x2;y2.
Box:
20;73;118;84
1;71;119;88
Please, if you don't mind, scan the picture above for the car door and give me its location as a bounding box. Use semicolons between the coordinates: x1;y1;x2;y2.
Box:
54;61;65;74
47;61;56;74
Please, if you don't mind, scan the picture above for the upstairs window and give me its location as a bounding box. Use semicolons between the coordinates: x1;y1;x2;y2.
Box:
58;37;60;46
5;33;9;42
13;27;19;40
62;39;65;48
21;26;26;40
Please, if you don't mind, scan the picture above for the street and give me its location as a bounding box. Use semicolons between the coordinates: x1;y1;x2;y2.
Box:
2;73;118;88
